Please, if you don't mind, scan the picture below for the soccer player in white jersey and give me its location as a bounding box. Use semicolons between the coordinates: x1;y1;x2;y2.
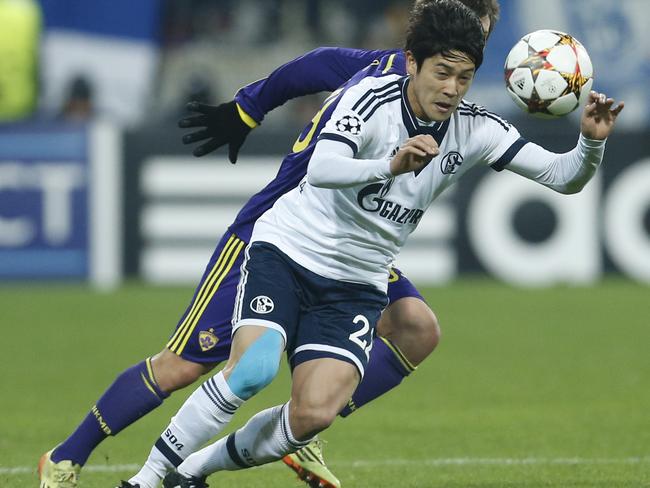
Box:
121;0;623;486
42;3;501;488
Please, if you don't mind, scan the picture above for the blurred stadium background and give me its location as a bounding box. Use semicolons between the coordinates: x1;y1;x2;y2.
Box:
1;0;649;486
1;0;649;287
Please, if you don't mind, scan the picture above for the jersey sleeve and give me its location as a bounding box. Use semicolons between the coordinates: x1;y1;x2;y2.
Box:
502;134;606;193
234;47;397;125
465;99;607;193
307;139;392;188
307;80;396;187
316;79;398;156
462;103;529;171
487;131;529;172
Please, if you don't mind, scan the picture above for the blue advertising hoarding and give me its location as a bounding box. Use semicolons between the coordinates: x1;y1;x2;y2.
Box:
0;125;88;278
0;122;122;286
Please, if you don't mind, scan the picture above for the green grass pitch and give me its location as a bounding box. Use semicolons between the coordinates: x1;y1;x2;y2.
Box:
2;279;649;487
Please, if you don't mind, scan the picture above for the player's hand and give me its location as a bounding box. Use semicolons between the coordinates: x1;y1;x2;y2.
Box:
580;91;624;141
178;100;253;161
389;135;439;176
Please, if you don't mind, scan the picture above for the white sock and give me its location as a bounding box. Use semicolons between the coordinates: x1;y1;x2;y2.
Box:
129;371;244;487
179;401;311;478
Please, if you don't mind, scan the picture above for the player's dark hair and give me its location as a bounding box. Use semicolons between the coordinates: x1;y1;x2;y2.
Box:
406;0;485;71
457;0;500;38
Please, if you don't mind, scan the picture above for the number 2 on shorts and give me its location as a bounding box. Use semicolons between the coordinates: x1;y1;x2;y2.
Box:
349;314;374;360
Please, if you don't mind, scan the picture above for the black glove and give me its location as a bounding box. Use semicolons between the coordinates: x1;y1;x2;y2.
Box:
178;100;253;162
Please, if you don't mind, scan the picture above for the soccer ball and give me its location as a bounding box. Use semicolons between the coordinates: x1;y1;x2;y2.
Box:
504;30;594;118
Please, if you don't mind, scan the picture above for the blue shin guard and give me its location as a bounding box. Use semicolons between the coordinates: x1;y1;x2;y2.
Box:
227;329;284;400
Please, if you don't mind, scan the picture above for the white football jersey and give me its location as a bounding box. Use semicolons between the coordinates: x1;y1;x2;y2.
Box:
251;74;525;291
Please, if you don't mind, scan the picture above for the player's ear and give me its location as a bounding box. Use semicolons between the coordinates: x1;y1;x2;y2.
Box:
405;51;418;77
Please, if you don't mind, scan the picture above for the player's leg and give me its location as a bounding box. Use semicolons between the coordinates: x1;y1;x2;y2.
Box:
281;272;388;487
167;268;387;482
282;269;436;485
39;353;214;488
127;242;297;488
167;272;384;485
339;267;440;416
281;268;436;484
129;326;285;488
290;358;361;438
171;358;359;486
39;233;246;487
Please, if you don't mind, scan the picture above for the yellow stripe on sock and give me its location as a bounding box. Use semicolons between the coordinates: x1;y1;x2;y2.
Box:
380;337;417;373
140;372;160;398
175;239;246;353
145;357;158;387
167;235;239;352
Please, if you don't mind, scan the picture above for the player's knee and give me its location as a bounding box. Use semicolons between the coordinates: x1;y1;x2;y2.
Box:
396;304;440;343
382;299;441;364
230;356;279;400
291;404;338;437
227;330;283;400
411;308;441;352
151;350;211;393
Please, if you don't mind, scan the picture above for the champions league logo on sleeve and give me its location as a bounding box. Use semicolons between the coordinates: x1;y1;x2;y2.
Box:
336;115;362;135
441;151;464;174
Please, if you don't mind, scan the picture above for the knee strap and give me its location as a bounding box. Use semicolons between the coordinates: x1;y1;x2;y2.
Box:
227;329;284;400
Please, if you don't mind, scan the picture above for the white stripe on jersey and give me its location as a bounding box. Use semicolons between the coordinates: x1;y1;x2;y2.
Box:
232;244;252;327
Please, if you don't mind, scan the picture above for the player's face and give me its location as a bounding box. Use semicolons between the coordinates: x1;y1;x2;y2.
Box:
405;51;476;122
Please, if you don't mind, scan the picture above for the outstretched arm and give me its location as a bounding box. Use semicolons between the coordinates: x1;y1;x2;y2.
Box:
179;47;397;159
505;91;624;194
236;47;397;123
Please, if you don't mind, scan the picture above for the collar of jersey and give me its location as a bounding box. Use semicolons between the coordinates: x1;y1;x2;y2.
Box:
399;76;451;146
399;77;451;177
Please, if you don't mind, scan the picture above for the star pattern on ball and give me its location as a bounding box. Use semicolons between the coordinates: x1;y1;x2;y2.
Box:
335;115;362;135
504;30;593;118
